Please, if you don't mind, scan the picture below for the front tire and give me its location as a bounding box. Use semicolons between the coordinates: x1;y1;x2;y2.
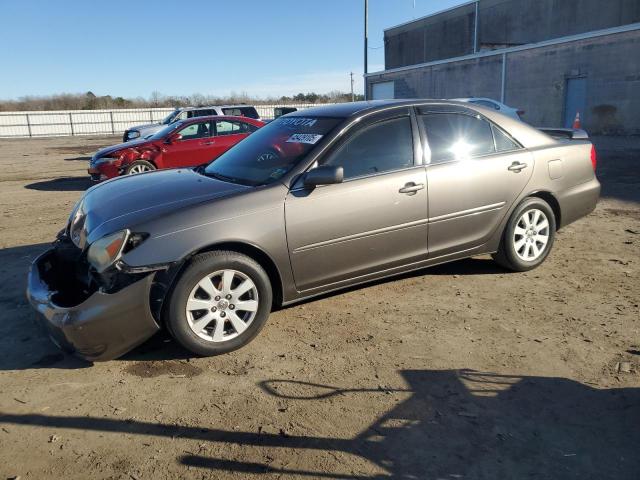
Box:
492;197;556;272
166;251;273;356
126;160;156;175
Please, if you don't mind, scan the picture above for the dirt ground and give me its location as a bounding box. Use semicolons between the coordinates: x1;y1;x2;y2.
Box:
0;134;638;480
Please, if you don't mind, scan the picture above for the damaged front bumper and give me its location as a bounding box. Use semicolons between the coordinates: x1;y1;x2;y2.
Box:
26;248;160;362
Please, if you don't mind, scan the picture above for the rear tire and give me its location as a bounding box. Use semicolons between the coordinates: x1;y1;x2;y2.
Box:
126;160;156;175
166;251;272;356
492;197;556;272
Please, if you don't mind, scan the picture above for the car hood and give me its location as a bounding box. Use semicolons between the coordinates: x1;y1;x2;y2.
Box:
129;122;159;131
93;138;151;159
79;168;250;245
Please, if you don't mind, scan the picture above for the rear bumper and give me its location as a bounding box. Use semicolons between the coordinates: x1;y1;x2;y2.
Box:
557;177;601;228
26;249;160;361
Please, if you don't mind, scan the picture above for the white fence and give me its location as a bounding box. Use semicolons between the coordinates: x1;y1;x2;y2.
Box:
0;104;326;138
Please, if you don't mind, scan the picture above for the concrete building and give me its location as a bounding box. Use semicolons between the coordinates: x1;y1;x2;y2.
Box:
365;0;640;134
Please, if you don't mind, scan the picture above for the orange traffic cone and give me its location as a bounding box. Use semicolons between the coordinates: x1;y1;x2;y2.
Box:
572;112;581;129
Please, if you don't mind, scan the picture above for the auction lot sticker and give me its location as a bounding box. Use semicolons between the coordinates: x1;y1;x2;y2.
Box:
286;133;323;144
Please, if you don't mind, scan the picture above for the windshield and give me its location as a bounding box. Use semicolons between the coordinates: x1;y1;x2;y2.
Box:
148;121;183;140
161;110;180;125
204;116;342;186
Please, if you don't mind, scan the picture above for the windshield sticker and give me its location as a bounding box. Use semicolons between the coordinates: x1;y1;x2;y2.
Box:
279;118;318;127
286;133;323;145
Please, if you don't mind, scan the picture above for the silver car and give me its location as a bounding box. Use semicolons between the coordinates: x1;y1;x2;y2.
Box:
123;105;261;142
455;97;525;121
27;100;600;361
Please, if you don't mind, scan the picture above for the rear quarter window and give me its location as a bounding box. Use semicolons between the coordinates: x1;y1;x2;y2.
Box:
492;124;521;152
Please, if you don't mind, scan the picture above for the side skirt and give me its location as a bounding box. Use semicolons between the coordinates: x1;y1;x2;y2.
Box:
281;244;497;307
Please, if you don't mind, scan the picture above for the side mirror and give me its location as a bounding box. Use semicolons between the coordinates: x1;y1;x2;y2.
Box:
304;165;344;187
165;133;182;144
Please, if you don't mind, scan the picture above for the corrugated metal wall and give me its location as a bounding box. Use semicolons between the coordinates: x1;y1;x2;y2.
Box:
368;29;640;134
384;0;640;69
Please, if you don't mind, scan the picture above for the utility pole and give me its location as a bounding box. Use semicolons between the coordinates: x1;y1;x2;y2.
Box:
350;72;355;102
364;0;368;100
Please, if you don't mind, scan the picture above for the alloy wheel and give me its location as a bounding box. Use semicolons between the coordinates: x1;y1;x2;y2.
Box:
129;164;152;174
513;208;550;261
185;269;259;342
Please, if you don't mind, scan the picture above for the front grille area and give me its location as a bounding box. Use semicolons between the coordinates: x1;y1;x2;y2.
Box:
44;235;150;305
42;238;94;307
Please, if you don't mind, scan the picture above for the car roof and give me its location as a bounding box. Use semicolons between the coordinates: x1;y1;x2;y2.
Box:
287;99;553;149
286;99;488;119
180;104;257;111
454;97;495;102
176;115;263;125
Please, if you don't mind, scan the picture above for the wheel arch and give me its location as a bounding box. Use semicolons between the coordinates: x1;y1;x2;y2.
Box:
526;190;561;230
134;156;158;169
180;241;284;308
139;150;160;168
152;240;285;329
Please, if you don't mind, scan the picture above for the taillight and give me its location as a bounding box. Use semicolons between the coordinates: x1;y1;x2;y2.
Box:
590;144;597;171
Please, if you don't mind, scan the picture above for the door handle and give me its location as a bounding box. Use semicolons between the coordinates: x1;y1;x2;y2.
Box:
201;141;215;145
508;161;528;172
399;182;425;195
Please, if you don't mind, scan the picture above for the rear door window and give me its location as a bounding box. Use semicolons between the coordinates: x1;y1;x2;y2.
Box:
222;107;260;119
322;117;414;180
214;120;255;136
419;113;495;163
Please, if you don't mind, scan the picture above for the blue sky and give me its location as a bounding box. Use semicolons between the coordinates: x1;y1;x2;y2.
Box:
0;0;461;100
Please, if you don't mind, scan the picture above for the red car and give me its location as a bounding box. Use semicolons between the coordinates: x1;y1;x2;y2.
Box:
89;116;264;181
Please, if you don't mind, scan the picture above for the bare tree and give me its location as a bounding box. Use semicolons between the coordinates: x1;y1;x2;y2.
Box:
0;90;358;112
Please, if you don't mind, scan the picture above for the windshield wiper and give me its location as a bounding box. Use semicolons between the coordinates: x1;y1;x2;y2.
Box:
205;171;244;184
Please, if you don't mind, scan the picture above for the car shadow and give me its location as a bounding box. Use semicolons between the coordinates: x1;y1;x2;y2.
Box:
0;240;191;370
0;240;511;370
277;256;508;313
424;256;506;275
1;369;638;478
64;155;92;161
0;242;93;371
24;176;93;192
119;331;194;362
